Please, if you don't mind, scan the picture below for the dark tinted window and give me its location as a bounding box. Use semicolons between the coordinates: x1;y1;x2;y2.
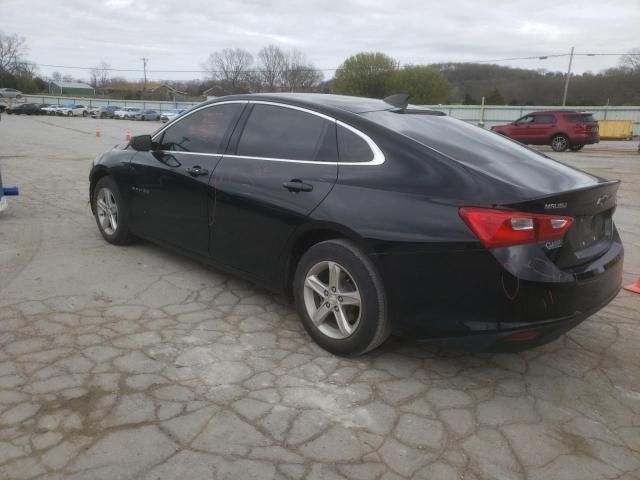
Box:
337;124;373;162
159;103;242;154
363;111;597;195
516;115;534;125
534;114;555;124
237;104;336;161
564;113;596;123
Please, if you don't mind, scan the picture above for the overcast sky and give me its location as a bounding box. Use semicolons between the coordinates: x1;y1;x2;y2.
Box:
3;0;639;82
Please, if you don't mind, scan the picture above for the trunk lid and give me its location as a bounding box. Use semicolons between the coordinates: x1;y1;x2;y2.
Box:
504;180;619;268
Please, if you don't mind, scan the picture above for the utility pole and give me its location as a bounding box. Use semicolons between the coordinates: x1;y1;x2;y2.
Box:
141;57;149;96
561;46;574;107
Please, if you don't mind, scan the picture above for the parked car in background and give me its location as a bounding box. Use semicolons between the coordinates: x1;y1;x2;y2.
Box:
58;104;89;117
6;103;42;115
491;111;600;152
89;93;623;355
135;109;160;121
41;105;63;115
91;106;120;119
0;88;22;98
114;107;141;119
160;108;186;123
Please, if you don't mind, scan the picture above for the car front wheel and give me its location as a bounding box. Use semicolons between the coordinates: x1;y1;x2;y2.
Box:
551;134;569;152
93;176;134;245
294;239;391;356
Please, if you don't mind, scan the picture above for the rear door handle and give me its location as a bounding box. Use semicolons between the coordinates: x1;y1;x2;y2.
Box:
283;179;313;192
187;166;209;177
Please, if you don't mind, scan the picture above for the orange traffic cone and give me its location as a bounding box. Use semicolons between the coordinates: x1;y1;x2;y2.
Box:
125;129;131;142
623;277;640;294
95;127;101;138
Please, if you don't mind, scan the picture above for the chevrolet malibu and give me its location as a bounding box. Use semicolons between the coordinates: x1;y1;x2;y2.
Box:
89;94;623;355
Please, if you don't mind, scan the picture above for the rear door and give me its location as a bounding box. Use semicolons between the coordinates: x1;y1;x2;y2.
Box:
209;102;338;282
127;102;245;256
530;113;556;143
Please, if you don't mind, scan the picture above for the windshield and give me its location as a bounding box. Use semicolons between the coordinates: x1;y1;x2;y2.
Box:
362;111;598;195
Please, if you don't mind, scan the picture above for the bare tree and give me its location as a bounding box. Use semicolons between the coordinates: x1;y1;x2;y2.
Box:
202;48;253;93
619;49;640;71
257;45;287;92
51;71;62;82
89;61;111;92
0;31;28;74
282;49;323;92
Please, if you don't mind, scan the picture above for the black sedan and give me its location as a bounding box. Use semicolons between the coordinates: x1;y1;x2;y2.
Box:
6;103;43;115
89;93;623;355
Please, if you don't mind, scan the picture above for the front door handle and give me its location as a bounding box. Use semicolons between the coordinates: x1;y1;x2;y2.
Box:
283;179;313;192
187;166;209;177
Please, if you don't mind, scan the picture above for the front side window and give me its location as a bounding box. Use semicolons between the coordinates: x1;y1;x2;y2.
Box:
337;124;374;163
236;104;336;162
159;103;243;154
516;115;534;125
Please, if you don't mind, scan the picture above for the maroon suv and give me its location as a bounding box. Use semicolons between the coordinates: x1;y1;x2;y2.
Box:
491;111;599;152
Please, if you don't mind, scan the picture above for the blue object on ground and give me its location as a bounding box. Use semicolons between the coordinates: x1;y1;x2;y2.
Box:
3;186;19;196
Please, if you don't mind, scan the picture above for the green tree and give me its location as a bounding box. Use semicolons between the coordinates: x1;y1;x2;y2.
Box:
387;65;449;104
485;88;504;105
333;52;398;98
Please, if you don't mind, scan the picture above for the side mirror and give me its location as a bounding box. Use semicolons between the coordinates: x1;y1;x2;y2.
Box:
130;134;153;151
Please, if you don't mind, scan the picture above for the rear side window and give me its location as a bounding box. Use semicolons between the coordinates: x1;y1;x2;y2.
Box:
564;113;596;123
534;115;555;124
159;103;242;154
337;125;374;163
237;104;336;162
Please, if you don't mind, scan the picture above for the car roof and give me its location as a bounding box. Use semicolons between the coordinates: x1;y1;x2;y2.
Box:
206;93;400;116
529;110;590;115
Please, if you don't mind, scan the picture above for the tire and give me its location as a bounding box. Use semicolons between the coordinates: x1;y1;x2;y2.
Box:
92;176;134;245
551;134;569;152
569;144;584;151
82;111;88;117
293;239;391;356
100;113;106;119
67;111;73;117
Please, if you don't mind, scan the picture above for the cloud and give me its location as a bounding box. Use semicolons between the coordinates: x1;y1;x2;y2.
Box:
2;0;638;80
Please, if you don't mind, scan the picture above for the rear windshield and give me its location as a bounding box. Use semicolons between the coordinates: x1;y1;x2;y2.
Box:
362;111;597;195
564;113;596;123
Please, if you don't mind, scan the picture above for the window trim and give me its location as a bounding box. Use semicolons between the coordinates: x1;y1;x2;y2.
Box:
152;100;385;166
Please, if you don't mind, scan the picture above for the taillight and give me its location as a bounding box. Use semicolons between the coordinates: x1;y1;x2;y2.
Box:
459;207;574;248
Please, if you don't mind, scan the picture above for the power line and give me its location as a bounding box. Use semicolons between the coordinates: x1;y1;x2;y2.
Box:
25;51;637;74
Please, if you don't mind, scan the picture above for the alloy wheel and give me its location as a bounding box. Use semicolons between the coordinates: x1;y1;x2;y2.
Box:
96;187;118;235
303;261;362;339
552;135;568;152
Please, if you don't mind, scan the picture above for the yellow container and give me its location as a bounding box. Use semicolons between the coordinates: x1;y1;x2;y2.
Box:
597;120;635;140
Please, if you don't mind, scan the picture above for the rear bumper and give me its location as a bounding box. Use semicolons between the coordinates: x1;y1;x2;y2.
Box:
421;287;620;352
376;237;623;351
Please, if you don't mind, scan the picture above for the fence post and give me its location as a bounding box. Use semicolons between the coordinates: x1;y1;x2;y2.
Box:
478;96;486;128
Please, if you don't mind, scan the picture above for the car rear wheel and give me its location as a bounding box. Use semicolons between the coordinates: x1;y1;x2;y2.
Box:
82;111;88;117
551;134;569;152
93;176;134;245
67;111;73;117
294;239;391;356
569;144;584;151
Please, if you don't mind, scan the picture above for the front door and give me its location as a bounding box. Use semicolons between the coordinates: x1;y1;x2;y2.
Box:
127;102;246;256
209;103;338;282
509;114;535;142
